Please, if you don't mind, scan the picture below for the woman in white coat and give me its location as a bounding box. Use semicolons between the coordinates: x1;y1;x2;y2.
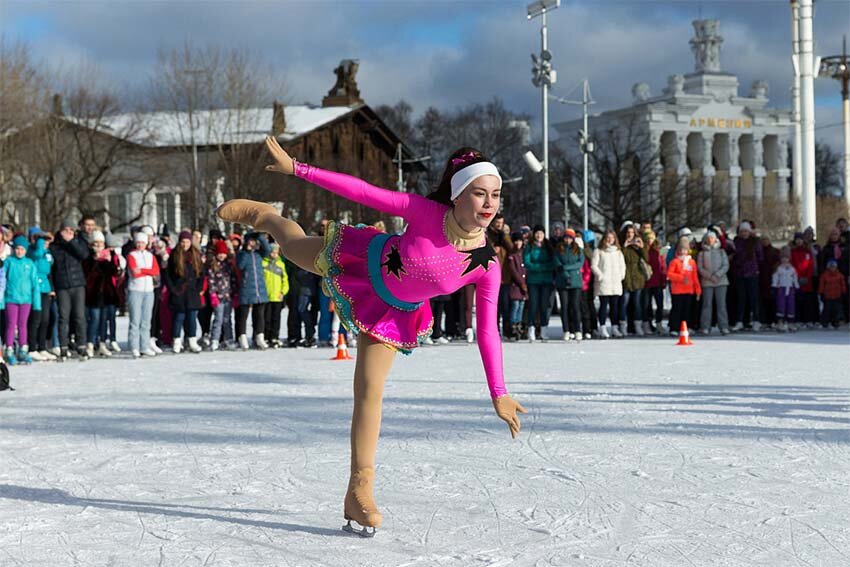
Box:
591;230;627;338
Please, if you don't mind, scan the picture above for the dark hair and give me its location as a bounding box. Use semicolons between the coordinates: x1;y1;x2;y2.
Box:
427;147;491;206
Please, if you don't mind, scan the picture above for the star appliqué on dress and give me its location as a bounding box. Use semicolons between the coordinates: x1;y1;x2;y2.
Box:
381;245;407;280
460;243;497;276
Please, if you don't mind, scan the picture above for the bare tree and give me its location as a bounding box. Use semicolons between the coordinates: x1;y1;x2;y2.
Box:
148;42;287;231
1;49;161;231
554;116;690;235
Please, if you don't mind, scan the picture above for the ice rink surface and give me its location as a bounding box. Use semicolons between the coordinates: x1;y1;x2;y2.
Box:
1;325;848;566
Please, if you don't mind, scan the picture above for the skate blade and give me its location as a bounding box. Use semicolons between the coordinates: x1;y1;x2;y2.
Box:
342;520;376;538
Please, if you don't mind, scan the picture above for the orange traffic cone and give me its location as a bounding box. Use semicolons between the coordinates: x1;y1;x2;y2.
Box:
676;321;693;346
330;333;354;360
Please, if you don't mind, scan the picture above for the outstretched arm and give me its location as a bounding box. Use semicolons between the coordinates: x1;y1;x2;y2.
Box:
264;135;418;218
476;265;527;438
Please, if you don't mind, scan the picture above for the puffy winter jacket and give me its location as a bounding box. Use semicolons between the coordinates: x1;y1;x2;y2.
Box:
667;255;702;296
236;235;271;304
790;245;815;292
165;254;205;311
697;240;730;287
591;246;626;296
553;244;584;290
622;245;648;292
205;258;238;303
523;243;556;286
771;264;799;291
262;256;290;302
731;236;762;279
507;251;528;300
818;269;847;300
3;255;42;310
27;237;54;294
645;246;666;288
83;253;120;306
50;234;90;290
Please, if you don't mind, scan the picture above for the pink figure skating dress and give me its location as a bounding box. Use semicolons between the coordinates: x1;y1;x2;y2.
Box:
296;162;507;398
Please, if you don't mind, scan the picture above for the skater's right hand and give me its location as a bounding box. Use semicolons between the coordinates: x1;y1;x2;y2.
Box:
492;395;528;439
264;136;295;175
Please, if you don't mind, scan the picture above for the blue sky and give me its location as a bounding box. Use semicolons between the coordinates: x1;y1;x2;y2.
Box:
2;0;848;147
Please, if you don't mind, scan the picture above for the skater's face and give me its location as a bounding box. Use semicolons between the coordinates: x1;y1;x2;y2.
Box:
180;238;192;251
14;246;25;258
453;175;501;230
216;252;227;262
533;230;545;243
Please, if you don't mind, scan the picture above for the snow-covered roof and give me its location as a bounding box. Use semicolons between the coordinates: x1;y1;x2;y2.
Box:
89;104;361;148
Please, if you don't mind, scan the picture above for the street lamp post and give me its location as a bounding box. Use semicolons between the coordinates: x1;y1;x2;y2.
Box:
551;78;595;231
528;0;559;233
819;36;850;204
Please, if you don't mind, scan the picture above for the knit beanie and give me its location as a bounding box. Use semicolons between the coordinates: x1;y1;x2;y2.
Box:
12;235;27;249
213;240;229;255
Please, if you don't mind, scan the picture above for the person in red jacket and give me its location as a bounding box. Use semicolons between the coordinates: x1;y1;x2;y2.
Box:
819;259;847;327
667;241;702;336
790;232;817;327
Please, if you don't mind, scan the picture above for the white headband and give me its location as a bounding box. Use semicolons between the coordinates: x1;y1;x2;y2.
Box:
450;162;502;201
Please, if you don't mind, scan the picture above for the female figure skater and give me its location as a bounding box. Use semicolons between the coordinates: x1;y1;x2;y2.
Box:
217;137;526;536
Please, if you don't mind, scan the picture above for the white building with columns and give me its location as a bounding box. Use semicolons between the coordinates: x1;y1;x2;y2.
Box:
555;19;792;229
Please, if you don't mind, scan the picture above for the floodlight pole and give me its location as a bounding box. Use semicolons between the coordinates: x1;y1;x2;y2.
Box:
528;0;559;233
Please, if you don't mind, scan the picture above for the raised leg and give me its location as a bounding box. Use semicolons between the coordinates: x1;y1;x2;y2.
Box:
216;199;324;274
345;334;396;530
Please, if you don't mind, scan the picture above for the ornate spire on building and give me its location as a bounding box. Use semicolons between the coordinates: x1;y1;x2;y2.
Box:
690;19;723;73
322;59;364;108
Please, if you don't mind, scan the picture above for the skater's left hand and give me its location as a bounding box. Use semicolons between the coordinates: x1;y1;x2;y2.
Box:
492;395;528;439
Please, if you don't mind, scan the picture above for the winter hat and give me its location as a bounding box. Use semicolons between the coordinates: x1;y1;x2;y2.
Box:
619;220;634;232
134;231;149;244
27;226;43;239
738;221;753;233
178;230;192;242
519;225;531;234
208;228;223;241
510;231;524;242
213;240;229;255
582;229;596;244
532;224;545;234
551;221;565;231
703;230;717;242
793;231;804;242
564;228;577;238
677;227;692;238
141;225;155;236
60;217;76;230
91;230;105;243
780;246;792;259
12;235;27;249
269;242;281;252
827;259;838;268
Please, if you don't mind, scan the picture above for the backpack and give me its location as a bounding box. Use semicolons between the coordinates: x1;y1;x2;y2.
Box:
0;361;12;391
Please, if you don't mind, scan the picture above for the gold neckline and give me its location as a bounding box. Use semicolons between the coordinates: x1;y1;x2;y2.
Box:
444;210;485;251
